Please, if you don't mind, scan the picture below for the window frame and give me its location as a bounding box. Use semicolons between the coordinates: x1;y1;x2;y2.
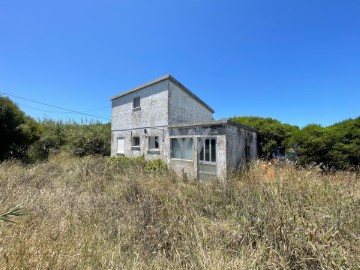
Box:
170;137;194;161
133;96;141;110
199;138;217;163
148;136;160;150
132;136;140;149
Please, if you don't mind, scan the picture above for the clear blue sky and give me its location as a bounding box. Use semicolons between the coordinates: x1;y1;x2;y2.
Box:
1;0;359;127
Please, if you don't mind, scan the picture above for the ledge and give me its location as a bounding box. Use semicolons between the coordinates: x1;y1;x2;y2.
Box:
147;150;160;155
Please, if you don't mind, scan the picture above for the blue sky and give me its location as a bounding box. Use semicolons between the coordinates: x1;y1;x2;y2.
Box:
0;0;359;127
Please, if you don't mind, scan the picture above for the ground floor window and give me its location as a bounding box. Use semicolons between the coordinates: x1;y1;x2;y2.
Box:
199;138;216;162
148;136;159;149
171;138;193;160
132;136;140;147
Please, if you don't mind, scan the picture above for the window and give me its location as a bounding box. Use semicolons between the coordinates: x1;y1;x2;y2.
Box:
171;138;193;160
117;138;125;154
148;136;159;149
132;136;140;147
133;97;140;109
199;138;216;162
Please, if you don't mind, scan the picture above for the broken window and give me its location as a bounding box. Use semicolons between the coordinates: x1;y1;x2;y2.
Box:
199;138;216;162
148;136;159;149
171;138;193;160
132;136;140;147
133;96;140;109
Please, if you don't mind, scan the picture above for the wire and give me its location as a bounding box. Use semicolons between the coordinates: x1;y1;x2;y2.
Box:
18;103;75;114
0;91;111;121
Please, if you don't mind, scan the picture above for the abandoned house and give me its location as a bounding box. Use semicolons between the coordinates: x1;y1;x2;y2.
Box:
111;74;258;180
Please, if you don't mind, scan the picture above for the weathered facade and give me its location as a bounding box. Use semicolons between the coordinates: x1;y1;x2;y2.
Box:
111;74;258;180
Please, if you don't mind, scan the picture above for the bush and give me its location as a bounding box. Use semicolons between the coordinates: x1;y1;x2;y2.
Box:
292;118;360;168
145;158;167;172
27;120;111;161
0;97;40;161
66;123;110;157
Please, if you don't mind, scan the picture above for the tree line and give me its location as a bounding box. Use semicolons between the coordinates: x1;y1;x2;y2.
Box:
0;97;110;162
1;97;359;169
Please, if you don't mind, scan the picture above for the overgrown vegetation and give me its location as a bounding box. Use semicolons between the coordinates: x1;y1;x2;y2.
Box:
291;119;360;169
232;116;360;169
0;97;110;162
27;120;110;162
0;156;359;269
0;97;40;161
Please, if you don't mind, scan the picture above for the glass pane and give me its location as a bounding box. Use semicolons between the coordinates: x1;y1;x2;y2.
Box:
171;139;181;159
211;139;216;162
205;139;210;161
182;139;193;160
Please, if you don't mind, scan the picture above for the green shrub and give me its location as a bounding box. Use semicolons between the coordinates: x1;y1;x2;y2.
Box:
145;158;167;172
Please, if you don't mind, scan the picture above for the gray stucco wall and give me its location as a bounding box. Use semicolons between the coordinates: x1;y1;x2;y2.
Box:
111;80;169;156
225;126;258;172
111;80;169;131
111;128;167;161
168;81;213;125
226;125;246;170
251;131;258;158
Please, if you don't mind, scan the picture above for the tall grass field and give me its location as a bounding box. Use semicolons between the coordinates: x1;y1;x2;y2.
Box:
0;155;359;269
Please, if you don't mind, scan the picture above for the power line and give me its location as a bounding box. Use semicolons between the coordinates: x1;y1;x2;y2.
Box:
18;103;84;114
19;103;110;118
0;91;111;121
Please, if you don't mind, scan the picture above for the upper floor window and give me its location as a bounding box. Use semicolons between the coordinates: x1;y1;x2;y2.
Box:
133;96;141;109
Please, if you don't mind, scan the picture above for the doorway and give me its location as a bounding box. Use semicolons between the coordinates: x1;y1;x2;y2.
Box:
198;138;217;180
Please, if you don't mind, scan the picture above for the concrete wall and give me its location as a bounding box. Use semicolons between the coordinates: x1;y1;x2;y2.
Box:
226;125;246;171
251;131;258;158
168;81;213;125
111;128;167;161
111;80;169;131
111;80;169;156
214;135;227;181
225;126;258;173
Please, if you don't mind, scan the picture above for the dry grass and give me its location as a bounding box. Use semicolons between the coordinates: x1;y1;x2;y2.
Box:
0;155;359;269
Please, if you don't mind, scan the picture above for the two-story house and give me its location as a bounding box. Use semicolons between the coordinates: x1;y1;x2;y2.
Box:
111;74;258;180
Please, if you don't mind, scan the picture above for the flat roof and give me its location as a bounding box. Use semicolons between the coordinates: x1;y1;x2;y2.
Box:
110;74;215;113
168;119;258;132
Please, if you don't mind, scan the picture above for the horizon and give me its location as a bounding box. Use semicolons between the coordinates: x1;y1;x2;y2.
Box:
1;1;359;128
